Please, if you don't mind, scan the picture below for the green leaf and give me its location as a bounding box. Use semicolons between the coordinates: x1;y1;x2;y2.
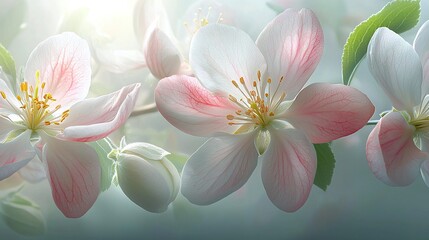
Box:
313;143;335;191
0;44;16;82
0;0;27;47
342;0;420;85
165;153;189;173
89;139;115;192
0;194;45;236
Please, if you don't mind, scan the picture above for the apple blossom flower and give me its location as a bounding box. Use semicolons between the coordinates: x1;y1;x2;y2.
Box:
0;32;141;217
155;9;374;212
366;22;429;187
109;138;180;213
95;0;230;79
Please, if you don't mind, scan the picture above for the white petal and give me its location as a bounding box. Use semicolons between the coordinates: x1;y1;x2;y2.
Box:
18;156;46;183
133;0;174;44
25;32;91;108
58;83;140;142
0;130;35;180
190;24;267;97
0;115;20;141
181;132;258;205
144;28;182;79
256;8;324;99
42;135;100;218
121;142;170;160
413;20;429;96
368;27;422;112
366;112;427;186
0;79;21;114
155;75;237;137
262;128;316;212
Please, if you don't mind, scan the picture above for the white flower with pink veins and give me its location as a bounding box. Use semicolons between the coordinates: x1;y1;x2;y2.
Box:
155;9;374;212
95;0;231;79
366;21;429;187
0;32;140;218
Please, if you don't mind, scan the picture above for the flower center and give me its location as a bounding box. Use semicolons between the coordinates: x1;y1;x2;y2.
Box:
226;71;286;128
184;6;223;35
0;71;70;130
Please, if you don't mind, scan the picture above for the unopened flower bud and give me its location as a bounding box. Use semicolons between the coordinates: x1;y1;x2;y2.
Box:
116;142;180;213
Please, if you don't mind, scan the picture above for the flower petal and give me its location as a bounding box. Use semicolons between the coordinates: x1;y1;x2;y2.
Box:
256;8;323;100
181;132;258;205
0;115;21;141
366;112;428;186
413;20;429;96
155;75;237;136
144;28;182;79
0;79;21;114
25;32;91;108
58;83;141;142
190;24;267;97
262;128;316;212
42;135;100;218
0;130;35;180
420;160;429;188
283;83;374;143
133;0;173;45
19;157;46;183
367;27;422;112
121;142;170;160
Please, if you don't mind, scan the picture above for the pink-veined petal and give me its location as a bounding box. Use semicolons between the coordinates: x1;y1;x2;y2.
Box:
94;48;146;73
366;112;428;186
283;83;374;143
262;127;316;212
58;83;140;142
144;28;182;79
41;135;100;218
413;20;429;96
181;132;258;205
368;27;422;112
0;130;35;180
256;8;323;100
155;75;238;137
190;24;267;98
25;32;91;108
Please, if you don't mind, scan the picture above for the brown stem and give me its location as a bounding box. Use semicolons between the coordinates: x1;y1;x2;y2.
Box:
130;102;158;117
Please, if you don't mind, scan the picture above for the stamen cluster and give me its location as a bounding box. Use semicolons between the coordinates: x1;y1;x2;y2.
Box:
0;71;70;130
226;71;286;128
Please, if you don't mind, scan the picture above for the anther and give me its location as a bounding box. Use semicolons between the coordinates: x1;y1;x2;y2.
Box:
239;77;245;85
0;91;6;99
21;82;28;92
226;114;235;120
